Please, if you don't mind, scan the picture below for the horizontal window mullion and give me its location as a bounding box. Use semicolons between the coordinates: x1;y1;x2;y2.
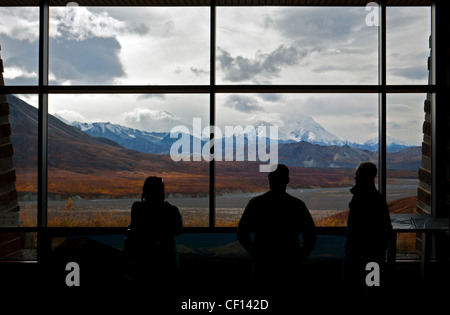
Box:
0;0;432;7
44;85;212;94
0;85;435;95
215;85;434;93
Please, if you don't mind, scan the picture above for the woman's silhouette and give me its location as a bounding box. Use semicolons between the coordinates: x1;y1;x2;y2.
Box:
125;176;183;300
343;162;392;295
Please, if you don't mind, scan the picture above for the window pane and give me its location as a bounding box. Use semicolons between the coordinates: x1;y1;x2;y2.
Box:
387;93;429;214
215;93;378;227
216;7;378;85
387;7;431;85
5;94;38;228
49;7;210;85
48;94;209;227
0;7;39;85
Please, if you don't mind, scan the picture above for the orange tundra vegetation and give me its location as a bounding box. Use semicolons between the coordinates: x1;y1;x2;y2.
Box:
16;163;356;199
315;196;419;227
15;164;417;200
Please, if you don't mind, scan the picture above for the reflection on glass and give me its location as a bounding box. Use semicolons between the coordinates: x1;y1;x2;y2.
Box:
0;7;39;85
49;7;210;85
215;94;378;227
396;232;420;259
386;94;428;216
47;94;209;227
217;7;378;85
387;7;431;85
0;232;37;260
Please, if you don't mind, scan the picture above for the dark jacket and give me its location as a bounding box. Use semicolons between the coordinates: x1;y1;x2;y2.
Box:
127;200;183;263
344;183;392;260
237;190;317;262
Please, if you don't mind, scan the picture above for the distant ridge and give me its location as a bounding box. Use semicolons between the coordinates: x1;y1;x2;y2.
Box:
69;118;421;170
8;94;421;174
7;94;185;174
71;121;173;155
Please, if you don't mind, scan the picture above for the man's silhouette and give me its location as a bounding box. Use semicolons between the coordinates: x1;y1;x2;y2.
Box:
342;162;392;294
237;164;317;286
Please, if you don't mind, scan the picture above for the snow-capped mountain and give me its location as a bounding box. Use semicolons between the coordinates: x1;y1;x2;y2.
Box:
282;116;346;146
8;94;422;175
63;109;419;170
235;115;346;146
121;108;190;134
71;121;164;139
69;118;413;156
69;113;348;155
352;136;411;153
71;121;174;154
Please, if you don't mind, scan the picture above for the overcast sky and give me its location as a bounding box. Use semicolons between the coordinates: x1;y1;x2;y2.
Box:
0;5;430;144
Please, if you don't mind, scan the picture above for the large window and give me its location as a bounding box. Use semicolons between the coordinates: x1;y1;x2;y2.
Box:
0;1;436;260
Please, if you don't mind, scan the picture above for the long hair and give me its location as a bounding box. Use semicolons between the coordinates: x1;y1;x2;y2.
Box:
141;176;165;202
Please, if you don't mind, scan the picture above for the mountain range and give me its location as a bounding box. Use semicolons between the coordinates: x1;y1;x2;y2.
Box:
71;121;175;155
8;94;421;173
278;141;421;169
69;118;412;158
7;95;188;174
6;94;422;199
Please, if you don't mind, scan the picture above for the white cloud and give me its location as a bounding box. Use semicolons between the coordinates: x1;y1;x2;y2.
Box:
50;7;131;41
0;7;39;42
217;93;380;144
386;7;430;84
217;7;379;85
2;67;37;80
121;107;190;133
14;94;38;108
113;7;209;85
217;45;308;83
1;6;430;145
224;95;264;112
123;108;176;122
49;94;209;132
52;110;87;123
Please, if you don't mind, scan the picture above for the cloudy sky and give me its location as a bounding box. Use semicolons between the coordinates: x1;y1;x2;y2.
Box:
0;5;430;144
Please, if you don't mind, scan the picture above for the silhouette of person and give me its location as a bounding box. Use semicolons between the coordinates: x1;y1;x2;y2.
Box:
125;176;183;303
342;162;392;295
237;164;317;290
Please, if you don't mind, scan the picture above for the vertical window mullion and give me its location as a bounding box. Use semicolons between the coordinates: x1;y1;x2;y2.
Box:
209;1;216;228
378;0;387;199
37;0;49;259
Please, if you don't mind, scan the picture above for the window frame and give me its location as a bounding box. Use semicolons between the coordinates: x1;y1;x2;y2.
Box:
0;0;436;262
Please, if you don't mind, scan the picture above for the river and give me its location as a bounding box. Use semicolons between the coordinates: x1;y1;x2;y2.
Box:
18;180;418;226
